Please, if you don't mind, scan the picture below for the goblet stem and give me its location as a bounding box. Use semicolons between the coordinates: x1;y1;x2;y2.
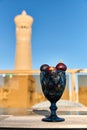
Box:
50;102;57;118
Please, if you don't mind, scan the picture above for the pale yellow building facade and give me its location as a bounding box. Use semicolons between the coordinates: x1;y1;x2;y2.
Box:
0;11;45;108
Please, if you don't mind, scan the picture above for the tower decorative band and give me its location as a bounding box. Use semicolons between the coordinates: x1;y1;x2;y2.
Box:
14;10;33;70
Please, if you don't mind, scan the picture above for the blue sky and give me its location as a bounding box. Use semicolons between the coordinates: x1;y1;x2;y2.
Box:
0;0;87;70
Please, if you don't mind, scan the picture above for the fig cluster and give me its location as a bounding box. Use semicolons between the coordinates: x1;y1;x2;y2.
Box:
40;62;67;73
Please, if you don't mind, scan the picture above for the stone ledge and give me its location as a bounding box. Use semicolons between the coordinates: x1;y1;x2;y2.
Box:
0;113;87;128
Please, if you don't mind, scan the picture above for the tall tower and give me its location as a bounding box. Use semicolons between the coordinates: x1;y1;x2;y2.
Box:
14;10;33;70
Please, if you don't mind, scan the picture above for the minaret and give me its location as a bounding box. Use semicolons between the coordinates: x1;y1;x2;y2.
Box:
14;10;33;70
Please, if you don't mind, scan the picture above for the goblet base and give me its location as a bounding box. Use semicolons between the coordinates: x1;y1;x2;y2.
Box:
42;102;65;122
42;116;65;122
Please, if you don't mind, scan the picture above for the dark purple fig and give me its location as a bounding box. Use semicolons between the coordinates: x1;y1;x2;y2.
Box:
56;62;67;71
46;66;57;74
47;66;56;71
40;64;49;71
